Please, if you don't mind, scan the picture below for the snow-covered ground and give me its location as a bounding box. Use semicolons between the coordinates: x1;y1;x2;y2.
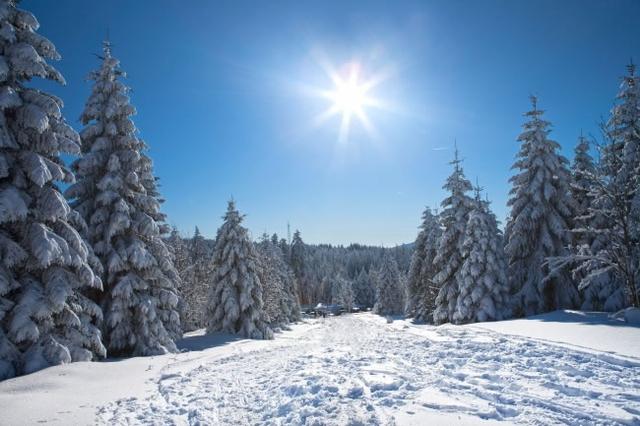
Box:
0;311;639;425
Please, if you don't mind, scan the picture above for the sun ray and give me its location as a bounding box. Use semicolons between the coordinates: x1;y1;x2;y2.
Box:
338;111;352;144
304;52;393;145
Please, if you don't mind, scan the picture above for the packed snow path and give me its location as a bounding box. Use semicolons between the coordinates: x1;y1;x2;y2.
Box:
97;313;640;425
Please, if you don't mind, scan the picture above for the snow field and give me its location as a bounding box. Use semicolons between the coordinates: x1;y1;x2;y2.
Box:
94;313;640;425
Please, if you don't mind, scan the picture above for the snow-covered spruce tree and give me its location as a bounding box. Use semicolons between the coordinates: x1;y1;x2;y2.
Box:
66;41;180;356
562;64;640;310
352;268;375;308
206;201;273;339
599;62;640;308
180;226;212;331
256;234;300;327
0;1;106;379
277;236;289;262
432;148;474;324
453;189;510;324
167;227;189;282
567;136;615;310
504;96;578;316
571;135;596;241
568;135;598;289
406;207;442;322
607;62;640;198
290;230;310;304
256;237;286;327
373;253;405;316
166;227;191;330
331;274;354;312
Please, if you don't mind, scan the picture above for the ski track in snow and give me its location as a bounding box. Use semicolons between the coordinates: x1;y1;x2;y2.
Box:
97;314;640;425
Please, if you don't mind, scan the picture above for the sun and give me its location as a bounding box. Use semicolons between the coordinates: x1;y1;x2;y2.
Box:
330;68;368;117
310;58;390;144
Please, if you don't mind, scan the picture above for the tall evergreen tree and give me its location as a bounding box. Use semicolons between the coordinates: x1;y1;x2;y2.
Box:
278;237;289;262
600;62;640;308
256;234;300;327
504;96;578;316
206;201;273;339
373;253;405;316
453;188;510;323
567;136;616;310
352;268;375;308
167;227;189;281
166;227;189;330
562;64;640;310
66;41;180;356
406;207;441;322
571;135;596;239
432;148;474;324
0;1;106;379
290;230;310;304
331;274;354;312
181;226;211;330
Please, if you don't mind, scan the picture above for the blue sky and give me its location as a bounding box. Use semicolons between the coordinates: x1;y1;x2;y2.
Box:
28;0;639;245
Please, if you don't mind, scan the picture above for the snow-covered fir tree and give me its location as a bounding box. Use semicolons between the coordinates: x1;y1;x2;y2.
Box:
352;268;375;308
406;207;442;322
571;135;596;240
0;1;106;379
66;41;180;356
277;237;289;262
453;188;510;324
564;64;640;310
567;136;615;310
568;135;598;293
181;226;212;331
166;227;191;330
432;148;474;324
167;227;189;282
504;96;579;316
599;62;640;308
290;230;310;304
331;274;354;311
373;253;405;316
270;233;279;247
257;237;287;327
256;234;300;328
206;201;273;339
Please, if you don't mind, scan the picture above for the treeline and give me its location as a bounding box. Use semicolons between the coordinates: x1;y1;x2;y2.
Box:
168;225;412;331
405;73;640;324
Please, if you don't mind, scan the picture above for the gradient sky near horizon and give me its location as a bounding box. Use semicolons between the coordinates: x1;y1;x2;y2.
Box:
27;0;640;246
